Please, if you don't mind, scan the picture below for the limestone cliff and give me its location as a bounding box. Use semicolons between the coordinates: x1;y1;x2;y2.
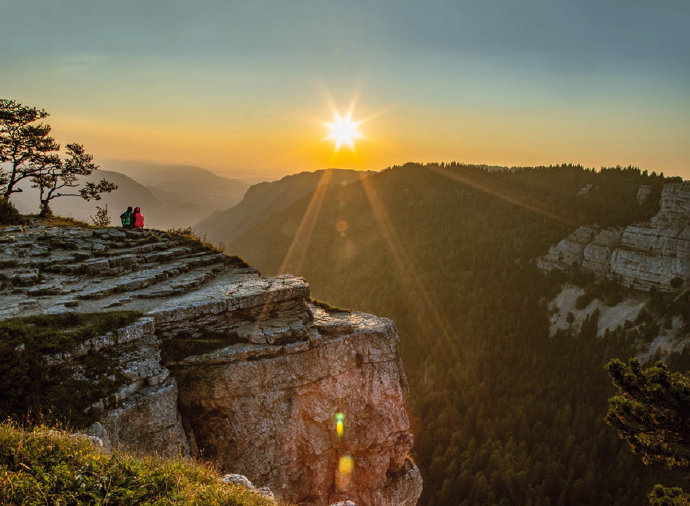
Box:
537;182;690;360
41;316;190;457
538;182;689;291
0;223;422;505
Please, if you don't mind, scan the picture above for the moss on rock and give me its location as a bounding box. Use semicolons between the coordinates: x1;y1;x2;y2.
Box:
0;311;141;427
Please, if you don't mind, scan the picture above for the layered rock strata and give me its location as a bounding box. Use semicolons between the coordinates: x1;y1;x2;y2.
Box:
538;182;690;291
0;225;248;319
0;223;422;505
39;316;190;457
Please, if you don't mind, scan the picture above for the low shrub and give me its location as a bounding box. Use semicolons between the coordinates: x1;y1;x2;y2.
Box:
310;298;350;313
0;199;24;225
167;227;225;253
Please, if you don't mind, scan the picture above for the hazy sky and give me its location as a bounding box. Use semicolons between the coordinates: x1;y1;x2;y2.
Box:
2;0;689;179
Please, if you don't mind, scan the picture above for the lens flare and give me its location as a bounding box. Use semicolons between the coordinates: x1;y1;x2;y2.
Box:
336;220;349;234
336;412;345;437
277;169;334;275
338;455;354;475
336;454;355;491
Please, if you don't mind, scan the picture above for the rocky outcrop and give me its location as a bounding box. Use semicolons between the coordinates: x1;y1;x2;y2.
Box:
34;316;191;458
99;376;190;457
169;308;418;505
221;474;276;501
538;182;690;291
0;222;422;505
0;225;246;319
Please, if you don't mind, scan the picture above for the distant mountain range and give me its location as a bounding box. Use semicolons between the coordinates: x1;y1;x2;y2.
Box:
102;160;262;211
195;168;372;245
11;161;260;230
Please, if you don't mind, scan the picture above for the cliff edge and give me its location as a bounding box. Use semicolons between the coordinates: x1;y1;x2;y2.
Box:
0;223;422;505
538;182;689;291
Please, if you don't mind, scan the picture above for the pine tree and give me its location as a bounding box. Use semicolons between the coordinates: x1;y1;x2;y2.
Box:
606;358;690;503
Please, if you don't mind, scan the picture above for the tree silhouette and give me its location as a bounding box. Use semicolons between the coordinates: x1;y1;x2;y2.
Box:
31;143;117;217
0;99;59;201
1;99;116;215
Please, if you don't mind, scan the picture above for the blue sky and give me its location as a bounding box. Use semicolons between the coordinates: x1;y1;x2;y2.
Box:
2;0;688;178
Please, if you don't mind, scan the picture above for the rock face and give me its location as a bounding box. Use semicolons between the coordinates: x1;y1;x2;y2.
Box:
538;182;690;291
31;316;191;457
170;308;417;505
0;222;422;505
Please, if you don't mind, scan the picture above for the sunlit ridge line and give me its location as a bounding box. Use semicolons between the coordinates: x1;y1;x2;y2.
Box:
428;165;576;227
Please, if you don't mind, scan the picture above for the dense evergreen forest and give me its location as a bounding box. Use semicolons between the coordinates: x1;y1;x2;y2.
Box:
230;164;686;504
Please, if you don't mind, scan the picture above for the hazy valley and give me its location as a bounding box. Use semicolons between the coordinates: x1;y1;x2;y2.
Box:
11;161;257;230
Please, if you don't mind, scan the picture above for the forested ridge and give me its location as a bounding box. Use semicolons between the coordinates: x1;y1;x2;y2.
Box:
230;163;686;504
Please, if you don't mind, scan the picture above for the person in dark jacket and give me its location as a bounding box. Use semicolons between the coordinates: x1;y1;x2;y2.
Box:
132;207;144;228
120;206;133;227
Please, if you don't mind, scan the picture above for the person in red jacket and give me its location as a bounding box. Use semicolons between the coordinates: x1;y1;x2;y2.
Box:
132;207;145;228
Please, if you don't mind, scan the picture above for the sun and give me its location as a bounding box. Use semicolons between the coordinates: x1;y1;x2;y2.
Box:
325;112;363;150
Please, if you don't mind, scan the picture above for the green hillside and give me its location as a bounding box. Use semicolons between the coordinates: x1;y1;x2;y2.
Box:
196;168;369;245
230;163;686;505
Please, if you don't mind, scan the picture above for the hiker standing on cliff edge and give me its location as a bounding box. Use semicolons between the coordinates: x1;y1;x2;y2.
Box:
132;207;144;228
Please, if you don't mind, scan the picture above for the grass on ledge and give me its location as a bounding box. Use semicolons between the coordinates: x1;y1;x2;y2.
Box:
25;214;92;228
0;311;143;355
0;312;142;428
165;227;251;269
0;421;275;505
166;227;225;254
309;298;350;314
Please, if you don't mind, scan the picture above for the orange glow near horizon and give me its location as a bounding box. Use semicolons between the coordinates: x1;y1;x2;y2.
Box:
43;96;690;181
3;1;688;181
